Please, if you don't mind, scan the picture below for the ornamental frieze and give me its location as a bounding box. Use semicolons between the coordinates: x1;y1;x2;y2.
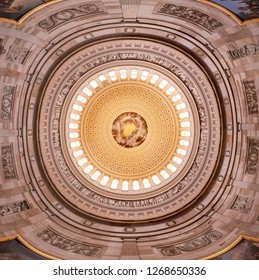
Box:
245;138;259;175
243;80;259;116
230;195;255;214
5;45;30;65
155;3;223;32
0;200;30;216
228;44;259;60
1;144;17;181
157;230;222;256
38;4;105;32
0;39;6;55
37;228;105;257
1;86;15;121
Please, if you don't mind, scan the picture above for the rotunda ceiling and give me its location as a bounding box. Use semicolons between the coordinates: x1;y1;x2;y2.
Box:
0;0;258;260
36;36;222;221
64;65;198;196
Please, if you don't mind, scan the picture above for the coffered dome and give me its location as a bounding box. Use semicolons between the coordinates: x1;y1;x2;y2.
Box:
62;64;198;196
0;0;259;260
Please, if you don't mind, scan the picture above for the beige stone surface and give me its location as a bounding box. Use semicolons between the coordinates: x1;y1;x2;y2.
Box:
0;0;258;259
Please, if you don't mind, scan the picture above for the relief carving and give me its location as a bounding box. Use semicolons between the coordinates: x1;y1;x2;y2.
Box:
1;144;17;180
230;195;255;214
243;80;258;115
158;230;222;256
1;86;15;121
0;200;30;216
37;228;105;257
5;45;30;64
38;4;104;32
245;138;259;175
156;3;223;32
0;39;6;55
228;43;259;60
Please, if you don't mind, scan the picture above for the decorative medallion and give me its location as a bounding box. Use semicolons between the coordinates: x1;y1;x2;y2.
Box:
112;112;148;148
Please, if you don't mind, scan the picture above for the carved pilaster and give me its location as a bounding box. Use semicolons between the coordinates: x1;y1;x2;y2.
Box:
0;200;30;216
245;138;259;175
157;230;222;256
120;0;141;21
155;3;223;32
37;228;106;257
243;80;258;115
120;239;140;260
1;144;17;181
1;86;15;121
230;195;254;214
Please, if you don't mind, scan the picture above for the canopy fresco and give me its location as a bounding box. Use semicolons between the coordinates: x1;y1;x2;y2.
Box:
210;0;259;20
0;0;53;20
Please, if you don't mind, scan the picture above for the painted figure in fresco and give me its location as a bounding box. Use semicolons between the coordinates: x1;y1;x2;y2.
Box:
211;0;259;20
0;0;52;19
112;112;148;148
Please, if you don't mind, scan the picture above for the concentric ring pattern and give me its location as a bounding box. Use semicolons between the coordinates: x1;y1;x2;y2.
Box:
38;37;221;220
2;0;258;261
64;66;198;194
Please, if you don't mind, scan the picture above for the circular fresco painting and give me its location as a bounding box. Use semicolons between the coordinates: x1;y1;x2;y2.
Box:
112;112;148;148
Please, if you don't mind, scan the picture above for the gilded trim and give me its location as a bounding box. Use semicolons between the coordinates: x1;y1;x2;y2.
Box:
0;235;59;260
0;0;63;25
202;235;259;260
0;0;259;26
197;0;259;25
